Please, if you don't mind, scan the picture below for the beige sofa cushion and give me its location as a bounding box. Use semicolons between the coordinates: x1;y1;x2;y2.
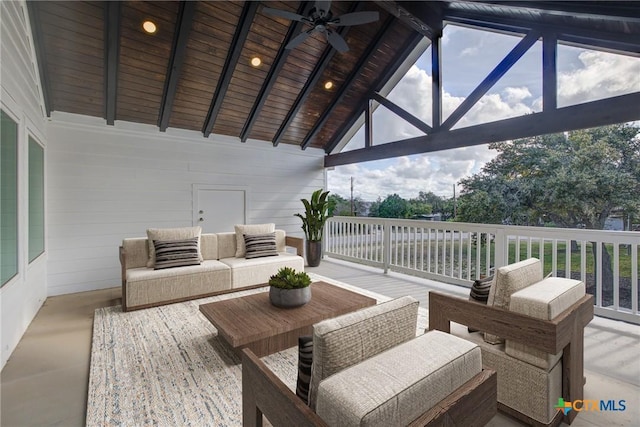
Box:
308;296;419;410
234;223;275;257
146;226;202;267
485;258;542;344
316;331;482;427
505;277;585;370
200;233;218;260
219;252;304;288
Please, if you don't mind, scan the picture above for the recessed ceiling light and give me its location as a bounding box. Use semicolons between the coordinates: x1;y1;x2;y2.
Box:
324;81;334;90
142;21;157;34
250;57;262;67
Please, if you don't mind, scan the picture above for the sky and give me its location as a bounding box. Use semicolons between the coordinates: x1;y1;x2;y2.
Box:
326;25;640;202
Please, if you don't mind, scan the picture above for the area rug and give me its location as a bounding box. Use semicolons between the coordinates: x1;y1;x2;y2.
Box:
86;273;428;426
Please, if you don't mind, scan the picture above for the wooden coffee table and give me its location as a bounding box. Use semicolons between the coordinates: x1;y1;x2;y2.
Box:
199;281;376;357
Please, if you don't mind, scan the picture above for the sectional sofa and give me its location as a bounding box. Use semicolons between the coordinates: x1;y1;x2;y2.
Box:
119;225;304;311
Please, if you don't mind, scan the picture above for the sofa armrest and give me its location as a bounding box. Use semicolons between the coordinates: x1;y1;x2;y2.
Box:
242;348;328;427
285;235;304;256
119;246;128;312
428;292;593;354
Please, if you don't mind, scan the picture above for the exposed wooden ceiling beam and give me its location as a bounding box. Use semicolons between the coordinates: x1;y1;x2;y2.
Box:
240;2;314;142
202;1;259;138
372;92;432;134
26;3;52;117
325;30;424;154
441;30;540;131
271;2;363;147
324;91;640;167
373;0;440;39
443;11;640;56
104;1;121;125
301;15;396;150
481;1;640;23
158;1;196;132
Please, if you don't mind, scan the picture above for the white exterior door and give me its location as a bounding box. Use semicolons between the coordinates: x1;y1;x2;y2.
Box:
193;185;246;233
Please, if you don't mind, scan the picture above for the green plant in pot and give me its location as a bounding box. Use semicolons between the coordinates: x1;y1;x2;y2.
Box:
294;189;330;267
268;267;312;308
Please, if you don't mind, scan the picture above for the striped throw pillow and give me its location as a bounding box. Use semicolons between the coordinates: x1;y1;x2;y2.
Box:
296;335;313;404
153;237;201;270
243;232;278;259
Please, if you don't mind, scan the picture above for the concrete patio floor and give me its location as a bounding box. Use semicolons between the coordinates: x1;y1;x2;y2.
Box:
1;258;638;426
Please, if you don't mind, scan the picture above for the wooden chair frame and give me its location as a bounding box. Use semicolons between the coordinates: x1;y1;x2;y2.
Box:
428;291;594;426
242;347;497;427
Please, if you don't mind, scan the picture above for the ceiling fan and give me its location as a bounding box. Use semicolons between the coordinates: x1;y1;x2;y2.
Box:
263;1;380;53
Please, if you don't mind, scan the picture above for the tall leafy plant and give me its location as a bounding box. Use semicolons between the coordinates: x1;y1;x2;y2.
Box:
295;189;330;242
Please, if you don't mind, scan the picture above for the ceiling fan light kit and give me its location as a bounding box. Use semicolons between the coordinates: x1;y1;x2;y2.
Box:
263;0;380;53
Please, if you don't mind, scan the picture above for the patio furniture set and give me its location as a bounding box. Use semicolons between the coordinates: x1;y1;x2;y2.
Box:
119;226;594;426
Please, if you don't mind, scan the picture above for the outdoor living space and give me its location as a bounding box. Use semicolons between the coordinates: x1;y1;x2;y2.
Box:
1;258;638;426
2;1;639;426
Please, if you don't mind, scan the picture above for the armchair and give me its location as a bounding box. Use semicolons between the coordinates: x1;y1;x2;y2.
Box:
243;296;497;427
428;259;594;427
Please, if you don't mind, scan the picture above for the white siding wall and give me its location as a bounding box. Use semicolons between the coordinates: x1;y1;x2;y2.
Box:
1;0;48;368
46;113;325;296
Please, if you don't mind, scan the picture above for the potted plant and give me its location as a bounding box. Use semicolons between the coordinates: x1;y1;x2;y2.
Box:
294;189;330;267
268;267;312;308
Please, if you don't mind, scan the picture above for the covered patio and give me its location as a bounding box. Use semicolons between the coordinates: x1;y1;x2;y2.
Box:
1;0;639;426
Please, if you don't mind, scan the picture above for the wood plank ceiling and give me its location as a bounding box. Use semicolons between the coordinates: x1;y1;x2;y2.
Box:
28;0;421;151
27;1;640;157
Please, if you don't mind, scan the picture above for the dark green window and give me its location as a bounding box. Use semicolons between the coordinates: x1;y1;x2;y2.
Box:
1;110;19;286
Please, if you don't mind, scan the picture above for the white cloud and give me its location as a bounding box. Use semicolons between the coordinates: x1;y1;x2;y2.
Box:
558;51;640;107
329;46;639;203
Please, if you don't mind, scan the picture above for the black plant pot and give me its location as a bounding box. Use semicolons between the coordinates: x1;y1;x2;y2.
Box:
306;240;323;267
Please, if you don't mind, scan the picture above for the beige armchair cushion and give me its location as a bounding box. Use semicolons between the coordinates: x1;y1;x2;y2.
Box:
485;258;542;344
308;296;419;410
505;277;586;370
316;331;482;427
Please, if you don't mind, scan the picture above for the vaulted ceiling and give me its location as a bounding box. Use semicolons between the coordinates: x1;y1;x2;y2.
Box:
27;1;640;159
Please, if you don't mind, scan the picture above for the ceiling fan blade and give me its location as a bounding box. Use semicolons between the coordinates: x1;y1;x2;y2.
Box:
286;29;314;50
262;7;306;22
315;0;332;18
332;11;380;26
327;30;349;53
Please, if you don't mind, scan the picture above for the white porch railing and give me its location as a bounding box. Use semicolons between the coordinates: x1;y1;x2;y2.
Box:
325;216;640;324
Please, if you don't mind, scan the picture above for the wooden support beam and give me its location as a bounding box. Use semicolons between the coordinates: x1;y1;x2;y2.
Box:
542;31;557;112
240;2;313;142
158;1;196;132
202;1;259;138
364;100;373;148
324;91;640;167
272;3;362;147
373;0;437;39
324;31;424;154
300;14;395;150
431;34;442;131
26;3;52;117
441;30;540;131
104;1;121;126
372;92;431;134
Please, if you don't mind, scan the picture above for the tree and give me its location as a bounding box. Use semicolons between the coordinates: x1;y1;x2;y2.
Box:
458;124;640;228
376;194;411;218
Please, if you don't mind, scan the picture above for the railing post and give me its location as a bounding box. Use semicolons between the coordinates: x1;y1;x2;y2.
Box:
494;226;508;271
383;220;391;274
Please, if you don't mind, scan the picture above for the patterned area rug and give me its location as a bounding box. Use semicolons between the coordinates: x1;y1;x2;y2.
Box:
87;273;428;426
